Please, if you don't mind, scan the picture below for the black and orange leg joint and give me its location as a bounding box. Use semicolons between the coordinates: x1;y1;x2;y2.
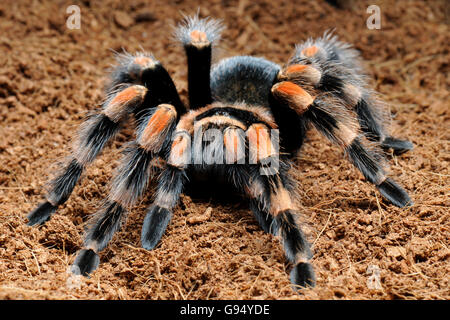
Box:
167;130;191;169
223;126;246;164
269;79;315;156
137;104;178;154
71;148;156;276
244;173;276;235
245;171;316;290
71;147;154;276
278;56;413;156
306;102;413;208
103;85;148;123
108;53;157;89
304;99;413;208
139;63;186;118
175;16;224;109
140;126;189;250
70;104;180;276
27;85;148;226
271;81;315;116
109;53;186;118
269;175;315;289
246;123;278;166
277;63;322;88
279;39;414;157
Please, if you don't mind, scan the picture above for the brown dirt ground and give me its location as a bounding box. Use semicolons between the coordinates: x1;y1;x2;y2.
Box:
0;0;449;300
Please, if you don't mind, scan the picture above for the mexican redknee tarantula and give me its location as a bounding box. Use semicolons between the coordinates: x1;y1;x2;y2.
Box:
26;15;413;290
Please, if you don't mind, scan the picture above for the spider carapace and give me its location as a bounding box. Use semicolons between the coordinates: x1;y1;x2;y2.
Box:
26;15;413;291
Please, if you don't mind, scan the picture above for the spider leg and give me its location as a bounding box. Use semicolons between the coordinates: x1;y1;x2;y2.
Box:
279;34;413;155
141;166;186;250
272;79;412;208
225;168;275;235
175;14;224;109
140;129;190;250
71;104;178;276
28;52;186;226
251;175;315;290
224;125;275;233
109;52;187;120
306;99;413;208
225;123;315;290
27;85;147;226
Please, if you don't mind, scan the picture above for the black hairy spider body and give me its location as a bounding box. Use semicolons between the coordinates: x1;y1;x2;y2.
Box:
26;14;413;291
211;56;280;106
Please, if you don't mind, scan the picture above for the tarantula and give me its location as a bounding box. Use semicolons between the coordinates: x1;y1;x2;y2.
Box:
26;15;413;290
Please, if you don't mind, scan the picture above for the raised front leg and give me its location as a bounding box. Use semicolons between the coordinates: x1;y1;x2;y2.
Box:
175;14;224;109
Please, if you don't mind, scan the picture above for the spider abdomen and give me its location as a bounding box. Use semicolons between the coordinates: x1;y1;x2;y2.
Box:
210;56;280;107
